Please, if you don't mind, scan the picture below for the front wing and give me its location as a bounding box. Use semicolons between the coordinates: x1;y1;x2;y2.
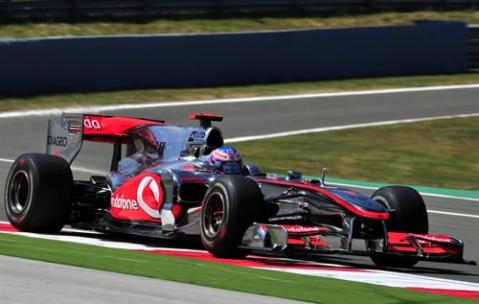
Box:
241;224;475;265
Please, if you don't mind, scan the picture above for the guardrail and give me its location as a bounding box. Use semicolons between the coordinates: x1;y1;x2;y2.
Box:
468;25;479;69
0;21;467;95
1;1;479;18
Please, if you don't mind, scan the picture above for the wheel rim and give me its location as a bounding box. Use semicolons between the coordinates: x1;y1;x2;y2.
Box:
203;192;225;238
8;170;30;214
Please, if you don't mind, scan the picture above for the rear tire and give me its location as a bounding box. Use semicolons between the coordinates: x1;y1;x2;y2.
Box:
370;186;428;267
4;153;73;232
200;175;266;258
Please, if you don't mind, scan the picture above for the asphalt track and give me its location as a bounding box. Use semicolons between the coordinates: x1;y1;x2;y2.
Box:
0;255;304;304
0;86;478;299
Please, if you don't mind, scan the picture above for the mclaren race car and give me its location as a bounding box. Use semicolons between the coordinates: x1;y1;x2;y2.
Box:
4;113;473;267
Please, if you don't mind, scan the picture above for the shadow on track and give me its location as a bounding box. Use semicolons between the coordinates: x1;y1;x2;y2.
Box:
59;228;478;280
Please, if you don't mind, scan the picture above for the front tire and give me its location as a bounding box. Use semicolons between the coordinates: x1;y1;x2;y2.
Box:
200;175;266;258
370;186;428;267
4;153;73;232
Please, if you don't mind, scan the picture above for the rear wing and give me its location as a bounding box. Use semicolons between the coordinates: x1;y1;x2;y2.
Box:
46;113;165;164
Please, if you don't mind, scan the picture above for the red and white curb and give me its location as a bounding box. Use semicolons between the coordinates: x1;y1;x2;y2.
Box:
1;222;478;300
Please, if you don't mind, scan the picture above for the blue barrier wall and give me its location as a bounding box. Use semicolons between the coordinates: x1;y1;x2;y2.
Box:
0;21;468;95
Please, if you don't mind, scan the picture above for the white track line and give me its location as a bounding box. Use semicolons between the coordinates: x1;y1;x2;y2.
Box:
1;83;479;118
1;223;478;293
0;158;105;176
327;180;479;203
324;181;479;218
427;210;479;219
225;113;479;143
0;229;205;253
261;267;479;291
0;86;477;216
0;157;477;219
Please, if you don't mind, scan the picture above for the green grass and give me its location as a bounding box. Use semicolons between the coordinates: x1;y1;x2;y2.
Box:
1;72;479;112
1;11;479;38
235;117;479;190
0;233;473;303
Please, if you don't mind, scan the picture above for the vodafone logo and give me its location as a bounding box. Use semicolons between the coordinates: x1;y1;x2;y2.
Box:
110;175;163;219
286;226;322;233
411;234;453;243
136;176;162;219
111;195;139;210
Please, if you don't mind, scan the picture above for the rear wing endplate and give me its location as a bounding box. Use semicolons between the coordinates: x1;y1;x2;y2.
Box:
46;113;84;164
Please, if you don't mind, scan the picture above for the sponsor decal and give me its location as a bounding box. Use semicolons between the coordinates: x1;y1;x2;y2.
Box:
66;116;83;134
110;174;163;220
188;130;206;142
47;135;68;147
137;176;162;219
83;117;102;130
283;225;325;234
111;195;139;210
410;234;455;243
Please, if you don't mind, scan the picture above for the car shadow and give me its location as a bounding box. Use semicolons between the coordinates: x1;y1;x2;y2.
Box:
59;228;478;280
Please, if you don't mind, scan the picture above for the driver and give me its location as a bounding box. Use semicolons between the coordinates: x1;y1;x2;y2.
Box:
207;146;243;175
107;137;156;190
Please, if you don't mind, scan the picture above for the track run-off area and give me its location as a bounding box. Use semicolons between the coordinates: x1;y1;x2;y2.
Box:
0;84;478;301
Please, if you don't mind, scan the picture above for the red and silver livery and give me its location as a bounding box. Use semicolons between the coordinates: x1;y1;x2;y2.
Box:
4;113;474;268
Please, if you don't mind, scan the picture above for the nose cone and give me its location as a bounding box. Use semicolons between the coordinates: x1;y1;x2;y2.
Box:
328;188;388;212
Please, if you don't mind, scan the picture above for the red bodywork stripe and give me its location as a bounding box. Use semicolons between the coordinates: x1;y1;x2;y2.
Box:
255;178;389;220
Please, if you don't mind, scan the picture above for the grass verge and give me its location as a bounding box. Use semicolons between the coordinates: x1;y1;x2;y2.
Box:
1;11;479;38
0;233;473;303
1;72;479;112
235;117;479;190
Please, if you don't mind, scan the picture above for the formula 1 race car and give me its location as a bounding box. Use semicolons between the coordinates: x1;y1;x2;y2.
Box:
4;113;473;267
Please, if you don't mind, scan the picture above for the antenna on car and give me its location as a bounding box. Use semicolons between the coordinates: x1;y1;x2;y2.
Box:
188;113;224;128
321;167;329;185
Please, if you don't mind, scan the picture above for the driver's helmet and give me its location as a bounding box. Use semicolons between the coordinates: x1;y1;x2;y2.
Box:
208;146;242;175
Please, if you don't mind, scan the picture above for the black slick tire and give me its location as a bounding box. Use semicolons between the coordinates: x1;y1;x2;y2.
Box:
370;185;428;267
200;175;266;258
4;153;73;232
